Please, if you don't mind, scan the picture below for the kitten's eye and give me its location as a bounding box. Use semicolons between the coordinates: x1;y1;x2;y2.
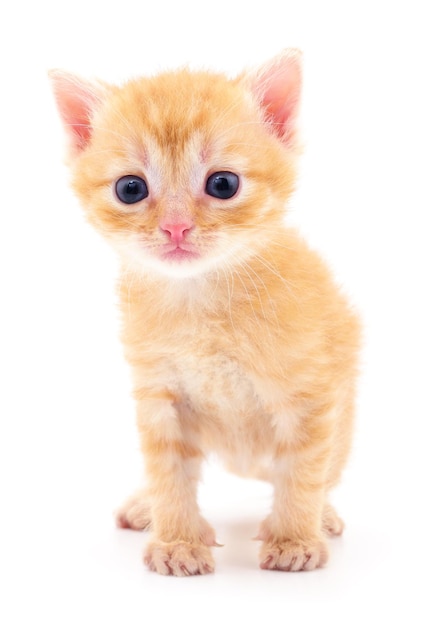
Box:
205;172;239;200
115;175;149;204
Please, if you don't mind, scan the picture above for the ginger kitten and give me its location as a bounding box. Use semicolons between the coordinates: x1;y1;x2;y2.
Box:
50;50;360;576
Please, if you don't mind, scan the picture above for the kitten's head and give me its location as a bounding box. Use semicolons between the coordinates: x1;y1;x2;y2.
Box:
50;51;301;279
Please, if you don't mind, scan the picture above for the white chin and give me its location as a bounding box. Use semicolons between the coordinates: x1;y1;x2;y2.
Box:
133;253;216;279
150;258;210;279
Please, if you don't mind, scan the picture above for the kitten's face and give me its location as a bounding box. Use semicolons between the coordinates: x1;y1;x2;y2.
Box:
54;57;300;279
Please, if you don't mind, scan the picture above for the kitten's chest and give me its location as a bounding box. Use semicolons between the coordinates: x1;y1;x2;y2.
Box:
175;341;272;469
167;322;267;426
129;305;289;471
126;287;285;457
177;345;257;416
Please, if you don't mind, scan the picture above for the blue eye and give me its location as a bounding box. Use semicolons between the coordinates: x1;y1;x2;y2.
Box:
115;175;148;204
205;172;239;199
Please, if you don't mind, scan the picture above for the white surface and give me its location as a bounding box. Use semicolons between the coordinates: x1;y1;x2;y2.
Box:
1;1;429;624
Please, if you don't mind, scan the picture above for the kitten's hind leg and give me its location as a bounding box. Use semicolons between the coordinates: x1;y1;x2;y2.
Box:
115;488;152;531
322;501;344;537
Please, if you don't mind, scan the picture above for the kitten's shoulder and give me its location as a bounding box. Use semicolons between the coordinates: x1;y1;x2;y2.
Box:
267;226;330;277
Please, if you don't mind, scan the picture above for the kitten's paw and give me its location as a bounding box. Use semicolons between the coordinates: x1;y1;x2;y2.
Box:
322;503;344;537
144;541;215;576
260;538;329;572
115;490;151;531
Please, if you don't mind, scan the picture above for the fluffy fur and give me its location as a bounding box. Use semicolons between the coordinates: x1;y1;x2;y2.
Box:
50;50;360;576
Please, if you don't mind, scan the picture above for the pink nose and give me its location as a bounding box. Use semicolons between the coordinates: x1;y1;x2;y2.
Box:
160;221;194;244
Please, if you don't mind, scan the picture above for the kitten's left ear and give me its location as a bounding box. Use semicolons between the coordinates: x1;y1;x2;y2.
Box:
245;49;302;146
49;70;107;156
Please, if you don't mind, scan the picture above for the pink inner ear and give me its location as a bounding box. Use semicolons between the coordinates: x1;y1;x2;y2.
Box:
56;91;93;148
255;50;302;143
50;71;103;153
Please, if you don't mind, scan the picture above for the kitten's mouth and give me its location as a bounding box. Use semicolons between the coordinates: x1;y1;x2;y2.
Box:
160;244;200;263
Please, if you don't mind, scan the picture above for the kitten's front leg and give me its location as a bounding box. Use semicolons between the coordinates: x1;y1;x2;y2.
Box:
136;393;216;576
258;415;332;572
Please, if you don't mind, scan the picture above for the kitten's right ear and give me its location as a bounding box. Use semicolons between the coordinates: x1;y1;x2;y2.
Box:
49;70;106;155
244;49;302;147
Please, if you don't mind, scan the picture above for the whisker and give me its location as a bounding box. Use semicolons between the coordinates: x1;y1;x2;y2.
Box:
230;261;266;334
239;258;281;334
221;266;237;336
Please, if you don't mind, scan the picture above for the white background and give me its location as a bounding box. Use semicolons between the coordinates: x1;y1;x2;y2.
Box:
1;1;429;624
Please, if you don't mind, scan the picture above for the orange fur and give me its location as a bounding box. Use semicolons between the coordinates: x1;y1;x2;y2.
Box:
50;50;360;576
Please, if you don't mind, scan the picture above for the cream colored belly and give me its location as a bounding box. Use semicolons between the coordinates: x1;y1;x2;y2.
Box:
176;351;275;477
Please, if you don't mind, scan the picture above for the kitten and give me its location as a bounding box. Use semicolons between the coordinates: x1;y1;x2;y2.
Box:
50;50;360;576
